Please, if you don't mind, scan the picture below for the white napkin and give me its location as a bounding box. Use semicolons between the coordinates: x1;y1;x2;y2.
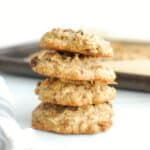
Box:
0;76;38;150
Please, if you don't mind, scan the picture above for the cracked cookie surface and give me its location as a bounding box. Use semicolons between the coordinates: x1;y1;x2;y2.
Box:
32;103;113;134
40;28;113;57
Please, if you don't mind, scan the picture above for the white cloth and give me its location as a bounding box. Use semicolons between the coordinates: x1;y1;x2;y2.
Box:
0;76;37;150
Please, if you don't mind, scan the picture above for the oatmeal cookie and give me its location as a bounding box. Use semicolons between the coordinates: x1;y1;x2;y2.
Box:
29;50;116;83
36;78;116;106
32;103;113;134
40;28;113;57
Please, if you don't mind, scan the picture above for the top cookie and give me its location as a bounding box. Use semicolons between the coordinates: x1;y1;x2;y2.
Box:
40;28;113;57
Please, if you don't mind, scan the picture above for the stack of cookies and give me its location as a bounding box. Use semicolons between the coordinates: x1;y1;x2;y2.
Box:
29;28;116;134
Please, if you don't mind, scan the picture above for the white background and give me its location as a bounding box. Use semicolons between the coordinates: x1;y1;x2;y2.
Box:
0;0;150;150
0;0;150;47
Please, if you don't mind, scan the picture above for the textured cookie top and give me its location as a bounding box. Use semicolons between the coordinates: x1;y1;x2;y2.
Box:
32;103;113;134
36;78;116;106
40;28;113;57
29;50;116;82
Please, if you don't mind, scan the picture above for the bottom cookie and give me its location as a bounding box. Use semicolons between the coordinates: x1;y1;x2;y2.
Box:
32;103;113;134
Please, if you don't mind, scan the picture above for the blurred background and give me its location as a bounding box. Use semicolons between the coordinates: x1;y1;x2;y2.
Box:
0;0;150;46
0;0;150;91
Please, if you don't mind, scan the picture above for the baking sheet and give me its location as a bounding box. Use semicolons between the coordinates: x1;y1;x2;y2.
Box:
0;41;150;92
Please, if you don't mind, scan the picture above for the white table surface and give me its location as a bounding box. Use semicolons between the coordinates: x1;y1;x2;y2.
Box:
0;72;150;150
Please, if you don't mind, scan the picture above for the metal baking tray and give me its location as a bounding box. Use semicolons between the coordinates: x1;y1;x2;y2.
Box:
0;41;150;92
